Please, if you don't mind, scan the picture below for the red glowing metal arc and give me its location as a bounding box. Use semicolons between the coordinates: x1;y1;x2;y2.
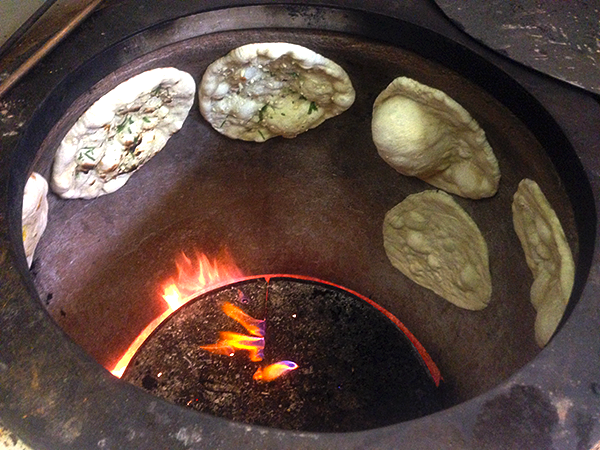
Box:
253;361;299;382
110;251;244;378
110;257;439;388
260;274;443;387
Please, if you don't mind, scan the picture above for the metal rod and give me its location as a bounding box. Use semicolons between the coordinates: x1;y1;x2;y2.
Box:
0;0;60;59
0;0;103;99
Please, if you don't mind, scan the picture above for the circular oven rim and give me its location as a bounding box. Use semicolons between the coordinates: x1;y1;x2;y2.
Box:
1;2;599;449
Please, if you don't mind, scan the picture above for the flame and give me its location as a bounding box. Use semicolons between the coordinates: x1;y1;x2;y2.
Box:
110;250;243;377
200;303;297;382
161;251;244;307
222;301;265;337
201;332;265;362
200;302;266;361
253;361;299;382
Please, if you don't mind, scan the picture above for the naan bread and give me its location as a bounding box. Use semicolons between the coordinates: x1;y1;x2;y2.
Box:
22;172;48;267
51;67;196;199
199;42;355;141
383;190;491;310
372;77;500;199
512;179;575;347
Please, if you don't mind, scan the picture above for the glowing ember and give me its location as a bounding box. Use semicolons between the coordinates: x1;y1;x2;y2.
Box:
253;361;299;382
110;250;243;377
201;331;265;362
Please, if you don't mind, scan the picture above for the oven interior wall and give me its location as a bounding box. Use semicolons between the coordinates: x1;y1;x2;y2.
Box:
28;28;579;408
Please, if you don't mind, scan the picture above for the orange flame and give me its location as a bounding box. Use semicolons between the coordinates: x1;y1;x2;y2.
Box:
200;303;297;381
200;302;266;361
222;302;265;337
161;251;244;307
201;331;265;362
253;361;299;382
110;250;244;378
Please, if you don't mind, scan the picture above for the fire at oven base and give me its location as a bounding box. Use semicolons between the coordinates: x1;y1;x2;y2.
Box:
122;276;442;432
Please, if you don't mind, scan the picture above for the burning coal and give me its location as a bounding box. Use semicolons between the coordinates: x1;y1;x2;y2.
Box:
201;331;265;362
200;302;265;361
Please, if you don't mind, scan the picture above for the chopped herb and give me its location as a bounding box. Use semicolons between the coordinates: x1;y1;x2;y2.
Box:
290;72;299;78
308;101;318;115
258;129;265;140
142;116;151;123
129;135;142;152
258;103;270;121
299;94;307;101
78;147;96;161
219;115;229;128
281;113;286;116
116;115;133;133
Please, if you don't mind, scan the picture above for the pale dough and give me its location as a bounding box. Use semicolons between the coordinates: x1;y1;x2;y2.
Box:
372;77;500;199
22;172;48;267
512;178;575;347
383;190;492;310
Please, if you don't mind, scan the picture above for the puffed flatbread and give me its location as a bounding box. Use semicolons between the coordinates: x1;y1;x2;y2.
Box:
512;178;575;347
51;67;196;199
199;42;356;142
22;172;48;267
372;77;500;199
383;190;492;310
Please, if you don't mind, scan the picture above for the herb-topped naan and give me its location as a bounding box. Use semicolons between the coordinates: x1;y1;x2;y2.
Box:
512;179;575;347
383;190;492;310
372;77;500;199
199;42;355;142
51;67;196;199
22;172;48;267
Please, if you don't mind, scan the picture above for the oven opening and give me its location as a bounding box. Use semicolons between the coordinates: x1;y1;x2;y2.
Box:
12;6;591;438
117;265;442;431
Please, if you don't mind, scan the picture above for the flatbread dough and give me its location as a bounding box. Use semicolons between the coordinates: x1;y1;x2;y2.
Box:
199;42;355;141
51;67;196;199
22;172;48;267
372;77;500;199
383;190;492;310
512;178;575;347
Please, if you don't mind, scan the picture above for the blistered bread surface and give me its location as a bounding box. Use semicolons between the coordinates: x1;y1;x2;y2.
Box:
383;190;492;310
199;42;355;141
512;178;575;347
51;67;196;199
